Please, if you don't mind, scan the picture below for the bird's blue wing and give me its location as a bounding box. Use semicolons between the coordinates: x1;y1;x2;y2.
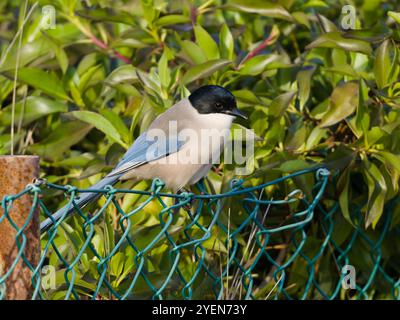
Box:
108;130;184;177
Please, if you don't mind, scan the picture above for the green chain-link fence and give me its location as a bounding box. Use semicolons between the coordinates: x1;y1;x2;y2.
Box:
0;167;399;300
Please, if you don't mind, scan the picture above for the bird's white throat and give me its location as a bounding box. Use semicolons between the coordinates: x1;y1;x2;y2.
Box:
187;98;234;131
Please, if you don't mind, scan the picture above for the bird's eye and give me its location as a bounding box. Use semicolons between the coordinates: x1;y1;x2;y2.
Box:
215;102;223;110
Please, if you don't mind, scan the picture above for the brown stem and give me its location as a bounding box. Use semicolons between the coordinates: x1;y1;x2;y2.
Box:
190;5;198;25
237;30;277;68
89;35;131;64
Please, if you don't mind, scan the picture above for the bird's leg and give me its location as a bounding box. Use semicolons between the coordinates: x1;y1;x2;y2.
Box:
195;178;207;195
176;187;194;212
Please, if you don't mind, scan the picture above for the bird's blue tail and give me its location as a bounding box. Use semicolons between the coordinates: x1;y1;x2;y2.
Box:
40;175;120;232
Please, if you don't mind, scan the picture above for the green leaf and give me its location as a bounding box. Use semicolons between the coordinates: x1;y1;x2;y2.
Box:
182;59;231;85
155;14;190;27
354;80;370;139
343;29;388;43
227;0;294;22
141;0;157;25
54;46;69;75
70;111;126;148
111;38;148;49
316;14;338;32
110;252;125;277
0;96;67;126
0;133;21;154
306;32;372;54
365;127;385;146
158;50;171;88
374;40;392;89
75;8;135;25
268;91;296;118
219;23;234;60
338;165;353;226
297;65;316;110
0;37;51;72
323;64;358;78
100;109;131;145
231;123;263;142
52;153;95;168
3;67;70;100
319;82;359;127
180;40;208;64
388;11;400;24
78;65;103;92
374;151;400;173
103;65;138;86
285;119;307;152
292;11;311;29
135;69;161;96
29;121;92;160
324;145;356;170
232;89;264;105
239;54;289;75
194;25;220;60
363;160;387;229
279;159;311;172
305;126;327;150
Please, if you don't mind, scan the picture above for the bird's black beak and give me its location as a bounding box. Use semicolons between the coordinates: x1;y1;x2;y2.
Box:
225;108;247;120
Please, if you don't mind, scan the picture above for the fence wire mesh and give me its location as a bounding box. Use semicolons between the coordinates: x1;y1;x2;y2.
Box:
0;167;399;300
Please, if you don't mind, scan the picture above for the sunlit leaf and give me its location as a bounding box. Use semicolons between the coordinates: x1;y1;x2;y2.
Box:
194;25;220;60
3;67;70;100
297;65;316;110
306;32;372;54
388;11;400;24
155;14;190;27
70;111;126;147
0;96;67;126
219;23;234;60
227;0;294;22
239;54;289;75
182;59;231;84
180;40;208;64
29;121;92;160
363;160;387;229
268;91;296;118
374;40;392;89
319;82;359;127
76;7;135;25
316;14;338;32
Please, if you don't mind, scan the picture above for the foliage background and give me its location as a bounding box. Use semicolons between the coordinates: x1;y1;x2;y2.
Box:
1;0;400;299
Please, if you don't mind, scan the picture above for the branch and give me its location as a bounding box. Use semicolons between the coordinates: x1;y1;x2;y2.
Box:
89;35;131;64
237;27;279;68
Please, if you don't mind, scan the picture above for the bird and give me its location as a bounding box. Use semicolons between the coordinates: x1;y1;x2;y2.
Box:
40;85;247;231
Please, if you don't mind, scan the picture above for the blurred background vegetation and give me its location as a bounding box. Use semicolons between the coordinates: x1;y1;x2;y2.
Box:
1;0;400;299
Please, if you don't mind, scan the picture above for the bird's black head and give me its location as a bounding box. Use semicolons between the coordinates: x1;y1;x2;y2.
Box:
188;85;247;119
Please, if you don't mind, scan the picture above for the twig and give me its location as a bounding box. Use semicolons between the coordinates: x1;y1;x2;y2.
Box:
0;2;38;68
229;193;271;299
225;208;231;299
17;86;28;135
237;27;279;68
190;5;197;25
217;236;223;296
61;12;131;65
89;35;131;64
253;239;288;297
11;0;29;155
265;273;284;300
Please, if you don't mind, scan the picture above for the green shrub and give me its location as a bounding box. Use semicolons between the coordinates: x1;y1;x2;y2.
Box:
1;0;400;299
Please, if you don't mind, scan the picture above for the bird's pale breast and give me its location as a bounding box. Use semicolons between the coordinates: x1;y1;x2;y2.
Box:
120;99;234;191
